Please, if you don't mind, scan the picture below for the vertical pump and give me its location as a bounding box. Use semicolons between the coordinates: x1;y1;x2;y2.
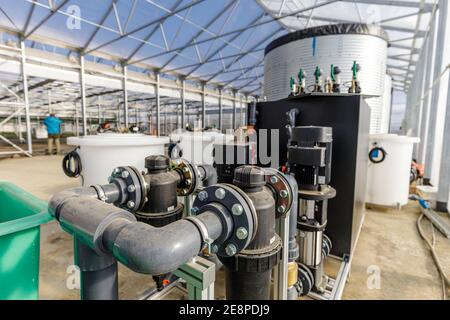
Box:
287;126;336;295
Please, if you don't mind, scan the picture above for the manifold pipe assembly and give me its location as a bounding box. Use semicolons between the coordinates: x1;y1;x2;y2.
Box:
49;181;242;300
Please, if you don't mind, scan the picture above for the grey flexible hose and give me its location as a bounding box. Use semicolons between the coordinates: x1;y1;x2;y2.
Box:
417;213;450;299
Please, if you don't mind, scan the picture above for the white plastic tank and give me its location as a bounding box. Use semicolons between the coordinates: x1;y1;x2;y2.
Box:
67;133;169;186
366;134;420;207
263;23;389;134
169;129;234;165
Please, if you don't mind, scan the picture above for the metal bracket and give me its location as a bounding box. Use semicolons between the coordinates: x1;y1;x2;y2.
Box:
308;256;351;300
174;256;215;300
273;211;290;300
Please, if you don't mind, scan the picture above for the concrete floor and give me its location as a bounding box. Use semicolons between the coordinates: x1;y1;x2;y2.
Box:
1;155;449;300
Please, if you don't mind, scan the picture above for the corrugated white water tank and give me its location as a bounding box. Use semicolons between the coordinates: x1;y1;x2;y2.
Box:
263;23;389;134
67;134;169;186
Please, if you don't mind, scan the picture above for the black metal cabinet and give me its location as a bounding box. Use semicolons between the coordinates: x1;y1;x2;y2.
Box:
254;94;370;257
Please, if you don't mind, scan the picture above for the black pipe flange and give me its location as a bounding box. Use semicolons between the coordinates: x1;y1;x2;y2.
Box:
263;168;293;218
192;184;257;258
109;166;146;212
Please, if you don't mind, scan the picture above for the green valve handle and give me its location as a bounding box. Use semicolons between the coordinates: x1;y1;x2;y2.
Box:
314;66;321;81
330;64;335;82
352;61;360;80
298;68;304;84
289;76;295;91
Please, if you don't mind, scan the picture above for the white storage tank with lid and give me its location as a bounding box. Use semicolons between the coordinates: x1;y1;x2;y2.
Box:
263;23;389;134
67;133;169;186
366;134;420;208
169;129;234;165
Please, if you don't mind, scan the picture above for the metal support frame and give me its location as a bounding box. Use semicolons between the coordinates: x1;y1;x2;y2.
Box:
80;55;88;136
273;213;289;300
173;256;215;300
123;65;129;128
181;78;186;129
232;90;237;130
424;0;449;182
218;87;223;131
20;40;32;155
156;72;161;136
437;71;450;210
201;82;206;129
308;256;351;301
416;17;436;162
243;94;248;126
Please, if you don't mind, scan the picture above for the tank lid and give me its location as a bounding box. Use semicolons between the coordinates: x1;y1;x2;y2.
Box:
265;23;389;56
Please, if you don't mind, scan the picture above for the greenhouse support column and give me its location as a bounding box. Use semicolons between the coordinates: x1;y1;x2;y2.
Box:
75;105;80;137
417;18;437;163
436;74;450;211
156;73;161;136
218;87;223;131
80;55;88;136
123;65;129;128
244;94;248;126
424;0;449;184
20;40;32;154
202;82;206;129
181;78;186;130
232;90;237;130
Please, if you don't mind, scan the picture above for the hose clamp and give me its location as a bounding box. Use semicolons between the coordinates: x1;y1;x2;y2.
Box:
185;216;212;253
91;185;107;202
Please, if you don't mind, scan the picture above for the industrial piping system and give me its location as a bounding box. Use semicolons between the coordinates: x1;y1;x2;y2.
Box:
49;155;294;300
49;156;255;299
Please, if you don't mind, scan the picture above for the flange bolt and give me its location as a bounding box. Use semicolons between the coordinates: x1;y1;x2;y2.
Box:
121;171;130;178
225;243;237;256
280;190;288;198
270;176;278;184
232;204;243;216
127;185;136;192
190;207;199;215
127;201;135;209
236;227;248;240
215;188;226;200
198;191;208;201
277;205;286;214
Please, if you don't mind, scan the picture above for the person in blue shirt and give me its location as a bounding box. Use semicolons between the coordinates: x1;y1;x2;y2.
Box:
43;113;62;155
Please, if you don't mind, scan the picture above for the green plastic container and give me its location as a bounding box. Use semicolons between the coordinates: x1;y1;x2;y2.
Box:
0;181;53;300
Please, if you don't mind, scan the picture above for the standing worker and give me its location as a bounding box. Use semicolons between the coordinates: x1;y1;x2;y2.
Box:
43;113;62;155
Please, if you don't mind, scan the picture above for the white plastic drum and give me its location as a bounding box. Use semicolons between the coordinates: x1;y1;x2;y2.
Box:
169;130;234;165
366;134;420;207
67;134;169;186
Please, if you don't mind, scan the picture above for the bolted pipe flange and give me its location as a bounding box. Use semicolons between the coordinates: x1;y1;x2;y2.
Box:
193;184;257;258
171;159;199;196
264;168;293;218
109;166;146;212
